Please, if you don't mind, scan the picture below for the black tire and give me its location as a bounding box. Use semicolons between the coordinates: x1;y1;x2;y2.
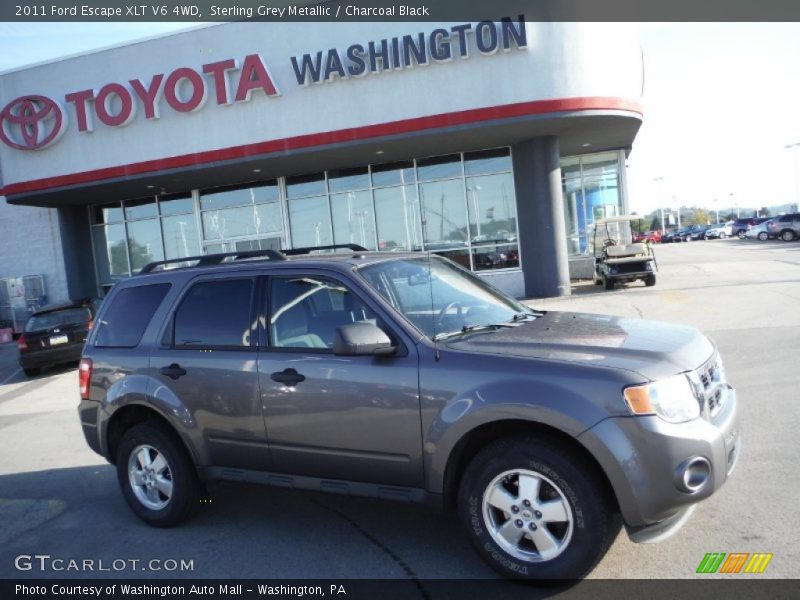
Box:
737;230;746;239
781;230;796;242
757;232;768;241
645;274;656;287
457;436;620;580
22;367;41;377
116;421;201;527
603;276;614;290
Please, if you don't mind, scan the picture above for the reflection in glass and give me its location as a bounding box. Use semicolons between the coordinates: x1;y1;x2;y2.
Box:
92;223;128;282
374;185;422;251
286;173;326;198
252;181;280;204
200;186;253;210
159;194;194;216
288;195;333;247
124;198;157;220
419;179;469;248
127;219;164;272
255;202;284;235
471;243;519;271
202;206;258;240
162;215;200;259
328;167;369;193
93;203;123;225
417;154;462;181
560;151;622;255
466;173;517;244
464;148;511;176
371;161;415;187
331;190;377;250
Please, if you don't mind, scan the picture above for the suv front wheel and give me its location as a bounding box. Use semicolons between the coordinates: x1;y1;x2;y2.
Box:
117;421;201;527
458;436;620;580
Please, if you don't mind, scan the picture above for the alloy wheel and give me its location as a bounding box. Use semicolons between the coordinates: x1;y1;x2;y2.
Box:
128;444;174;510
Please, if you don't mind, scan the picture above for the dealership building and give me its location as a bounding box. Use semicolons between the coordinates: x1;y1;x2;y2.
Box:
0;19;643;313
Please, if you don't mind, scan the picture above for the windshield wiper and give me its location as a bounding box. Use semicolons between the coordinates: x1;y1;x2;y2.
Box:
509;311;541;322
433;322;515;342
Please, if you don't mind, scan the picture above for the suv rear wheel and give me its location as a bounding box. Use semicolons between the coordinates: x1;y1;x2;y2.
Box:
117;421;201;527
781;230;796;242
457;436;620;580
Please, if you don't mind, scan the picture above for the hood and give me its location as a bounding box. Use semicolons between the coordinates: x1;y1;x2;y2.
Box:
446;311;714;381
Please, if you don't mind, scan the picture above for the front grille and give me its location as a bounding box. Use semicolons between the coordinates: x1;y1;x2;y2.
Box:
692;354;727;419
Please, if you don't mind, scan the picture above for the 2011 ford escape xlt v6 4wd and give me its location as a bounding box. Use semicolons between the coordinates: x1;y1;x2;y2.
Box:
78;246;740;580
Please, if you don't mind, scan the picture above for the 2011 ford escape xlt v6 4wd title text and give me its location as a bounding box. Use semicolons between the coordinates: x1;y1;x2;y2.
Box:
78;246;740;580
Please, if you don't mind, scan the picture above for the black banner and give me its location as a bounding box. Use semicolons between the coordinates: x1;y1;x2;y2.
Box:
4;0;800;22
3;579;799;600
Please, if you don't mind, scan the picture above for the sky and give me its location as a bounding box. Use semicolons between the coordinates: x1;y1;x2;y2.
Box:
1;22;799;216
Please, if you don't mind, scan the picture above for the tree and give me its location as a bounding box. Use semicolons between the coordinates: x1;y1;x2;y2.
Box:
649;215;662;232
693;208;710;226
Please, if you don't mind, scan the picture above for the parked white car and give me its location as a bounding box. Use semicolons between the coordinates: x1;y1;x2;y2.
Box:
705;222;732;239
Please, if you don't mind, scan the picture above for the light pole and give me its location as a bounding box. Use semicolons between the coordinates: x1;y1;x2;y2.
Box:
672;195;681;229
785;142;800;212
730;192;739;218
713;198;720;224
653;176;665;234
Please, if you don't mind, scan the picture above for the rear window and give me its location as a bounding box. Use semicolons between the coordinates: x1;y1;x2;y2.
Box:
25;307;90;332
94;284;171;348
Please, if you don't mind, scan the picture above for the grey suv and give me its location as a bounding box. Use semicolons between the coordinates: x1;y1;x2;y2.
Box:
78;246;740;580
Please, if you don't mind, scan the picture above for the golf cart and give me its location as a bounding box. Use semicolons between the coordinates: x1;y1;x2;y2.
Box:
591;215;658;290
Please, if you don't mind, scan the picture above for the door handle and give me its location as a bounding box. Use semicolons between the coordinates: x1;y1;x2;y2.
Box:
159;363;187;380
270;368;305;387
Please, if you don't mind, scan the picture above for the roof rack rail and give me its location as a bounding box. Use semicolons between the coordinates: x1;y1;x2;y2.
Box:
139;249;287;274
282;244;368;256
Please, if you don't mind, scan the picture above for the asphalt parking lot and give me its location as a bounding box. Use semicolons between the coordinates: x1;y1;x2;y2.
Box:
0;238;798;583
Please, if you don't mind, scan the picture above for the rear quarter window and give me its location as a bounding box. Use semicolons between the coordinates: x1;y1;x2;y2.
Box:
94;283;171;348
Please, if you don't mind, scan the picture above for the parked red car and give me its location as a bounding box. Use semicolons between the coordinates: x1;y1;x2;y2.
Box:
633;230;662;244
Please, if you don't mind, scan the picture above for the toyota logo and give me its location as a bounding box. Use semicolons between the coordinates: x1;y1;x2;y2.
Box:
0;95;67;150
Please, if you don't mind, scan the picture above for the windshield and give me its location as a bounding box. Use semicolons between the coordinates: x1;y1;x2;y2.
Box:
358;256;536;341
25;307;90;332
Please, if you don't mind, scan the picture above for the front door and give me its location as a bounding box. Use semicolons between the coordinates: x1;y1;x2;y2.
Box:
257;272;423;488
148;274;268;470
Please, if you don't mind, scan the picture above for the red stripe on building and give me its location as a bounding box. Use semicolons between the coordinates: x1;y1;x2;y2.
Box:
1;96;642;197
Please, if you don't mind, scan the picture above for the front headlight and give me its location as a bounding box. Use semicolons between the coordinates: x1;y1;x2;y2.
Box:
623;374;701;423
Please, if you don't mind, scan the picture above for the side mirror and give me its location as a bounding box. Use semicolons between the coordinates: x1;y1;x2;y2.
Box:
333;322;396;356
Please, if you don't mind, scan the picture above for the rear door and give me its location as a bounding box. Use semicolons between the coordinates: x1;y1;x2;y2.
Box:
257;270;423;488
148;273;269;471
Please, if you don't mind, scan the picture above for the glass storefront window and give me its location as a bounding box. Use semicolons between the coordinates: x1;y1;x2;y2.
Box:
560;151;624;256
419;179;469;249
162;214;200;259
287;173;326;198
202;205;259;240
466;173;517;244
255;202;284;236
464;148;512;176
92;223;128;283
328;167;370;193
472;243;519;271
200;185;253;210
92;203;123;225
252;181;280;204
127;219;164;272
417;154;462;182
159;194;194;216
371;161;415;187
374;185;422;251
330;190;377;250
288;195;332;247
124;198;157;220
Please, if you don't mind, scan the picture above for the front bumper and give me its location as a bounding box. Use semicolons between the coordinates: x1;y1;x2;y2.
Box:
578;384;740;531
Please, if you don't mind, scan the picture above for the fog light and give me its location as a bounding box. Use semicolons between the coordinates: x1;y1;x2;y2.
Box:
674;457;711;493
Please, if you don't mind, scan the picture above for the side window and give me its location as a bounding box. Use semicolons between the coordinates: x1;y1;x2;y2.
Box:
173;279;254;348
94;283;171;348
269;276;377;350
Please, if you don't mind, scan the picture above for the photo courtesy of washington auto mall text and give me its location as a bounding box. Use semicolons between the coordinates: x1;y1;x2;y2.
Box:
2;0;800;599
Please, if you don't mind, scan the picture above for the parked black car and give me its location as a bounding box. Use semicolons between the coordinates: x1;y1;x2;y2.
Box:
18;298;101;376
663;225;707;243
